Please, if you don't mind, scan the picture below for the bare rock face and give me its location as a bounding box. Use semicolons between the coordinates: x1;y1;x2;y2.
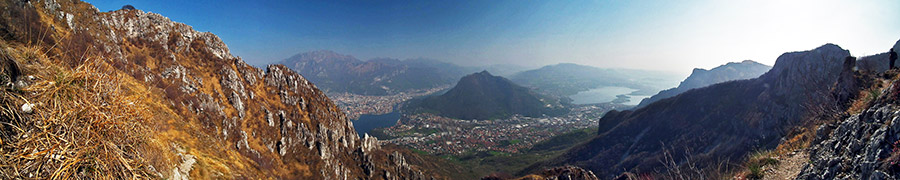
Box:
798;104;899;179
798;71;900;179
0;0;436;179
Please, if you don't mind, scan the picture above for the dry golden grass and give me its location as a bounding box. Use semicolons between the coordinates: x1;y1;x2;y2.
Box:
847;83;886;115
0;46;159;179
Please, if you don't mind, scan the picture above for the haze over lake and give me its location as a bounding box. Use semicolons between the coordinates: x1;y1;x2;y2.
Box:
568;86;648;106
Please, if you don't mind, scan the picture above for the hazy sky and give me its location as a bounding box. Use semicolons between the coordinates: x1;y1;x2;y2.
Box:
87;0;900;74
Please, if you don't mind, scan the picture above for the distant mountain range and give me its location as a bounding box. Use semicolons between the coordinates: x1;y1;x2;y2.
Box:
635;60;771;108
278;50;471;95
406;71;568;120
509;63;683;98
524;44;858;178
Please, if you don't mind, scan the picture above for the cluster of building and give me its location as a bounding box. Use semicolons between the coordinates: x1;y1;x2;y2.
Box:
381;103;626;155
328;86;449;119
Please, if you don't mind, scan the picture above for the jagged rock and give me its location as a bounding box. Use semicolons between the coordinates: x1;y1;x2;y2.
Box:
361;133;380;153
799;104;900;179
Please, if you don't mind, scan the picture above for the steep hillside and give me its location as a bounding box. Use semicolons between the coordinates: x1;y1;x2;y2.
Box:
799;98;900;179
510;63;681;97
524;44;858;178
408;71;567;120
636;60;771;108
279;50;467;95
797;40;900;179
0;0;450;179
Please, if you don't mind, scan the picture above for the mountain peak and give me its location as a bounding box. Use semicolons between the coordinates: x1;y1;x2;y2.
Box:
409;71;566;120
475;70;492;76
740;59;760;64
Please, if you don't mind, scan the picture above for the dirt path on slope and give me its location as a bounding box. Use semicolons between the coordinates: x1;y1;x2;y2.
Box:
763;151;808;180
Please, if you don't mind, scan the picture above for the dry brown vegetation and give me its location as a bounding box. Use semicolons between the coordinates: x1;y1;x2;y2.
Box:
0;45;164;179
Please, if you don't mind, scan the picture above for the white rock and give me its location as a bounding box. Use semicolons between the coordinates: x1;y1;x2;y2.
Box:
21;103;35;114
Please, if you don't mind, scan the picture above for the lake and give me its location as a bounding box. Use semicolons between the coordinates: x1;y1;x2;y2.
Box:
352;110;401;138
569;86;649;106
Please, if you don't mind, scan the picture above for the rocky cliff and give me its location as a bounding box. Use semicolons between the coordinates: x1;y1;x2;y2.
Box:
798;69;900;179
0;0;442;179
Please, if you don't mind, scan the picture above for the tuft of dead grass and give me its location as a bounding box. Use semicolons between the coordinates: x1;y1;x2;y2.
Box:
0;48;158;179
738;150;780;180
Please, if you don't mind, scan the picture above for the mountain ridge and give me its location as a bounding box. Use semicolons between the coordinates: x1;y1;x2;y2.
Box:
278;50;467;96
523;43;857;178
510;63;682;99
635;60;771;108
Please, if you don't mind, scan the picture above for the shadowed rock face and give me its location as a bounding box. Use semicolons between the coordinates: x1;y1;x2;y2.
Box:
0;0;439;179
635;60;770;109
525;44;856;178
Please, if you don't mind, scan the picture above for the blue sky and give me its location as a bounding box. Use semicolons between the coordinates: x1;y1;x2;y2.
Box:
87;0;900;74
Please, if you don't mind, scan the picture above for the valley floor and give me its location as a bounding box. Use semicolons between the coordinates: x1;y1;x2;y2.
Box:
377;103;624;155
329;85;450;119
